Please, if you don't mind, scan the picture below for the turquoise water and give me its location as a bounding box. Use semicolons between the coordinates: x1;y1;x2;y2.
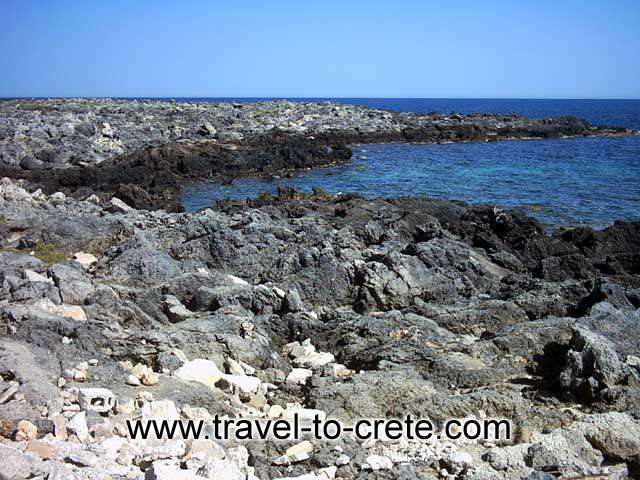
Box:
180;99;640;227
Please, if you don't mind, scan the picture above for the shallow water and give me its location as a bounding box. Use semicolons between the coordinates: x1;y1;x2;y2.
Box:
182;135;640;228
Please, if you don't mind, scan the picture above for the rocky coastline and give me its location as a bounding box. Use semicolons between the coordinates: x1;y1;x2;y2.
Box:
0;100;639;479
1;99;636;212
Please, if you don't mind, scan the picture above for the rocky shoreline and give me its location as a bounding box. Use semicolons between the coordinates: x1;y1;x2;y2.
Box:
1;99;637;212
0;100;639;479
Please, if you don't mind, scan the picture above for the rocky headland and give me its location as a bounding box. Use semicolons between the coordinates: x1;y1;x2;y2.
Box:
0;99;639;479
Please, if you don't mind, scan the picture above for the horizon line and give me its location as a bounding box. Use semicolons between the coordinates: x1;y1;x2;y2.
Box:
1;96;640;101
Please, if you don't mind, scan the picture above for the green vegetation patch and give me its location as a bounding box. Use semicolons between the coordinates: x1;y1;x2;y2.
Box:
33;242;67;264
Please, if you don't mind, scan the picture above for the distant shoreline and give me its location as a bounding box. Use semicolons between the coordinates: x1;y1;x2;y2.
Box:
1;97;636;213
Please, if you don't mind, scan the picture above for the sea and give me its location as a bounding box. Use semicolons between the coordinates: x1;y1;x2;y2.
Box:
176;98;640;228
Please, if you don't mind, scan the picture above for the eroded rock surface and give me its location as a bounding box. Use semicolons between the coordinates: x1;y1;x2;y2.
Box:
1;178;639;479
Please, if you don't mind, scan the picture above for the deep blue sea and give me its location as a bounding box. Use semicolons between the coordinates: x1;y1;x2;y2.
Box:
179;99;640;228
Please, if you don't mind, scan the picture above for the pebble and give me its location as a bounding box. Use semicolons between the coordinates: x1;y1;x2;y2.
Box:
141;371;159;386
116;396;136;415
15;420;38;441
363;454;393;470
267;404;285;418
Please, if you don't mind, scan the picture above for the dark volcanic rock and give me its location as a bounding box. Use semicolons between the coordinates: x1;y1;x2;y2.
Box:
0;100;638;479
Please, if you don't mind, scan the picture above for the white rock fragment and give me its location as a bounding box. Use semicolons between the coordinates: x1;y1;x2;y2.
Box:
196;267;210;277
14;420;37;441
175;359;224;389
145;459;193;480
332;363;353;378
24;269;53;284
101;122;115;137
50;191;66;202
227;357;246;375
273;454;291;466
363;454;393;470
73;252;98;269
627;355;640;368
182;405;213;422
449;451;473;468
282;406;326;422
99;436;128;460
36;298;87;321
116;396;136;415
142;400;180;421
86;194;101;204
286;368;313;385
267;404;285;418
67;411;89;442
130;362;159;386
281;440;314;463
227;274;249;286
285;339;335;367
224;374;262;394
176;358;262;394
67;450;99;467
109;197;133;213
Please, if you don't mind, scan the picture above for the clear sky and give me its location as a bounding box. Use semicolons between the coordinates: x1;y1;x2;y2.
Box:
2;0;639;98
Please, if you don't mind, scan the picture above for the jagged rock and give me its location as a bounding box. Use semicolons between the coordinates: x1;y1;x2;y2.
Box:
558;325;636;402
163;295;194;323
570;412;640;461
576;302;640;358
49;262;94;305
524;429;602;474
53;414;67;440
0;444;46;479
157;349;187;372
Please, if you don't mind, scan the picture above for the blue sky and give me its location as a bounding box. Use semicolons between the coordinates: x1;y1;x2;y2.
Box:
1;0;639;98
